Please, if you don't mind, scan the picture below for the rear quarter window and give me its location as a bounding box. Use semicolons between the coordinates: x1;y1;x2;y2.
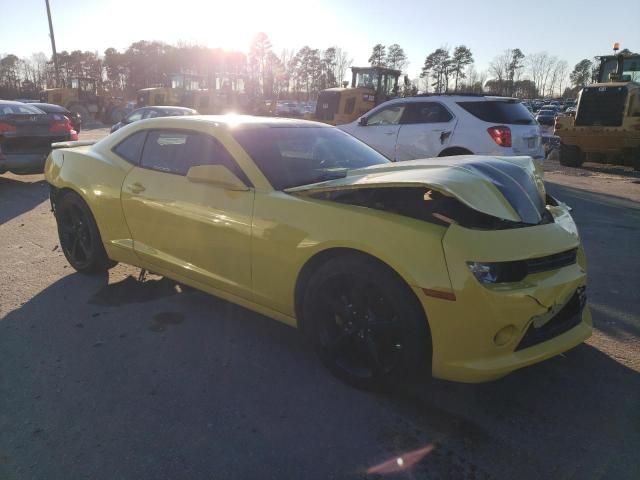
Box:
112;131;147;164
457;101;534;125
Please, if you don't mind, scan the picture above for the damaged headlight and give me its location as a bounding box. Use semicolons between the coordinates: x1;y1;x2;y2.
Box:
467;261;527;284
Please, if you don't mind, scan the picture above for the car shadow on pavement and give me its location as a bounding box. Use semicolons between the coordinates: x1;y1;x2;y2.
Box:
0;175;49;225
1;271;639;480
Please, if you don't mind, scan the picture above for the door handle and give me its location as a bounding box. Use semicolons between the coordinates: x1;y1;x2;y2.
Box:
384;131;396;135
127;182;146;194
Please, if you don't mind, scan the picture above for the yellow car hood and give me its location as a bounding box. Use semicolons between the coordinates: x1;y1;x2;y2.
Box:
286;156;546;224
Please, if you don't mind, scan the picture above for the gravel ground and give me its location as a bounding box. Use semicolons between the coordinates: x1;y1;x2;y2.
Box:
0;131;639;479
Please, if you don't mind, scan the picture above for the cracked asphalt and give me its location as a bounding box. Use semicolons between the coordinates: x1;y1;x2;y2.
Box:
1;128;638;479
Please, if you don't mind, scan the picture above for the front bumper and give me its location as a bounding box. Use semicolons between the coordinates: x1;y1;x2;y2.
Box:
417;204;591;383
558;129;640;153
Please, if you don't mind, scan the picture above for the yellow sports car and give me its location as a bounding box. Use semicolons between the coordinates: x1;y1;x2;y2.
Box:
45;115;591;389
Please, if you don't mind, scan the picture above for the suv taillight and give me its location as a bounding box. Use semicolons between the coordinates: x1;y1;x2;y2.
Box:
0;122;17;134
487;126;512;147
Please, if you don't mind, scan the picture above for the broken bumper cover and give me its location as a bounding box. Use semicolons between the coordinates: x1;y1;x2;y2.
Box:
416;204;591;383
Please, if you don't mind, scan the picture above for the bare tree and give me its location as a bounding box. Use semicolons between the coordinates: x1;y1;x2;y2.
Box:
527;52;558;97
556;60;569;96
335;48;352;86
488;51;509;94
489;48;524;96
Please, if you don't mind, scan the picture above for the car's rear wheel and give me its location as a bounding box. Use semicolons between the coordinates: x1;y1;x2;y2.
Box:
303;254;431;390
438;147;472;157
55;191;116;274
68;104;91;125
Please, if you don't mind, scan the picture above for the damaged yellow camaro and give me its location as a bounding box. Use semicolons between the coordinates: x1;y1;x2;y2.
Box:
45;116;591;389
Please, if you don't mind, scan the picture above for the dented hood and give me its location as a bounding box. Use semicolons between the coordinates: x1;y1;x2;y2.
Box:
285;155;547;224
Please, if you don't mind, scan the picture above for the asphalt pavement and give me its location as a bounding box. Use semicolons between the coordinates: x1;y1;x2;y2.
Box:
0;149;639;479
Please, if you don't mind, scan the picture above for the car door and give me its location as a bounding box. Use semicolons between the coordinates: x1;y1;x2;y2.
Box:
342;103;406;159
395;102;457;161
120;128;255;300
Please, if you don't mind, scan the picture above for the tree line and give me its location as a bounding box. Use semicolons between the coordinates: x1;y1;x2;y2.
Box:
0;32;626;102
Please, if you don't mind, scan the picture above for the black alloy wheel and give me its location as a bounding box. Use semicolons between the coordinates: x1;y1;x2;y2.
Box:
304;255;431;390
55;192;116;273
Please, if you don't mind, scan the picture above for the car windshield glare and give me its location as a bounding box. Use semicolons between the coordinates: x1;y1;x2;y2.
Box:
231;126;390;190
0;103;46;115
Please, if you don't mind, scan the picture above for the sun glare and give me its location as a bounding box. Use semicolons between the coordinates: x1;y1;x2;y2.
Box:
121;0;323;52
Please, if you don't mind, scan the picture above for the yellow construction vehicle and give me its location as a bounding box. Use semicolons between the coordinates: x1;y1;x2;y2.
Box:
136;73;248;114
312;66;403;125
40;77;127;124
555;49;640;170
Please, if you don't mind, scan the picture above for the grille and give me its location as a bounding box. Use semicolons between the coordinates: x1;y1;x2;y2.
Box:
575;86;627;127
516;287;586;351
315;91;340;121
526;249;577;274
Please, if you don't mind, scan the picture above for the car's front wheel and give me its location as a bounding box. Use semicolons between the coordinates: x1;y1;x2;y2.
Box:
55;191;117;274
303;254;431;390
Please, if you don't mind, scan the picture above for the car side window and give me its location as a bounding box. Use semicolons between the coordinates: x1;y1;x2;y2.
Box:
401;102;453;124
112;131;147;165
366;104;406;126
140;130;251;185
144;110;159;119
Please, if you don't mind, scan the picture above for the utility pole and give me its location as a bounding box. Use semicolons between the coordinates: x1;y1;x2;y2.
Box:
45;0;60;87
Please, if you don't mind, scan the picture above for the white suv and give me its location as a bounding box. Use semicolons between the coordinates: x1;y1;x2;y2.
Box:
339;95;544;161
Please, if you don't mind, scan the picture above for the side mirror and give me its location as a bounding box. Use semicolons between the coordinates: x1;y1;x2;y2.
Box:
186;164;248;191
358;116;368;126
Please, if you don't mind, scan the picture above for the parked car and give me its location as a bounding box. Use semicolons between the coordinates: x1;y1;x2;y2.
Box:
0;100;78;175
339;95;544;161
275;101;303;117
536;110;557;126
27;102;82;133
45;115;591;390
110;106;197;133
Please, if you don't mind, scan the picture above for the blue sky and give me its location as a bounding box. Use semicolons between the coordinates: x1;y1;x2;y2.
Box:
1;0;638;78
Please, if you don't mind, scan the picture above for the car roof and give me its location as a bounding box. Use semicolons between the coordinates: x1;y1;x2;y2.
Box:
123;114;331;129
32;102;67;111
385;95;519;105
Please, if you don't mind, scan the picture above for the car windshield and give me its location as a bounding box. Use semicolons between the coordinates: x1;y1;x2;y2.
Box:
32;104;64;113
231;126;390;190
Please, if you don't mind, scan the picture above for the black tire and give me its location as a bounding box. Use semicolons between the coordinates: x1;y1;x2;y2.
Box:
559;143;584;167
302;254;431;391
438;147;473;157
68;104;91;124
55;191;117;274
